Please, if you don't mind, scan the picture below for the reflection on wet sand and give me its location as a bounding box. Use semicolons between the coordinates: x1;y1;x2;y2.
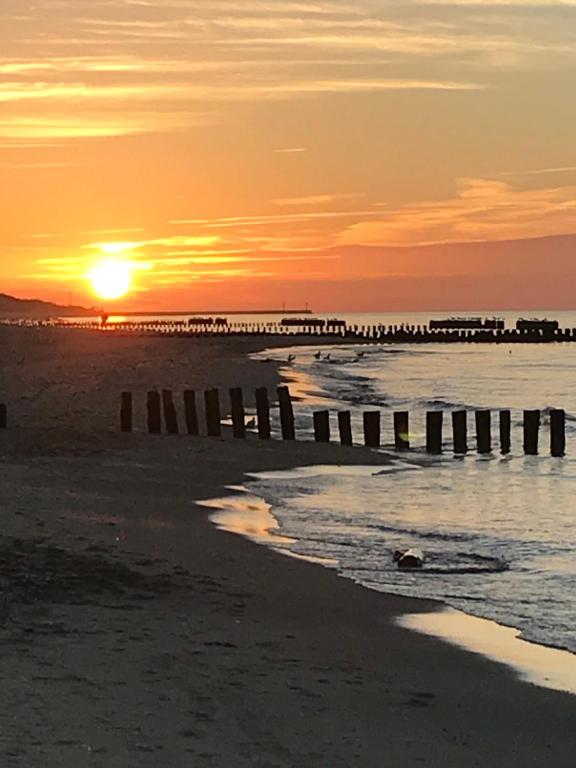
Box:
200;489;336;565
400;608;576;696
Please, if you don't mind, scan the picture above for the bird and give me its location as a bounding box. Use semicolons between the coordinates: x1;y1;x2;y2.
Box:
287;354;296;363
356;350;365;359
245;417;256;429
313;350;322;359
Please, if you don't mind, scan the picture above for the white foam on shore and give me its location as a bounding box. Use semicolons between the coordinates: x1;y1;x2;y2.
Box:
399;609;576;696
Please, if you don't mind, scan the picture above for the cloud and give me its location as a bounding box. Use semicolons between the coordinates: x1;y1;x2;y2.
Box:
3;0;559;140
339;178;576;246
273;193;365;206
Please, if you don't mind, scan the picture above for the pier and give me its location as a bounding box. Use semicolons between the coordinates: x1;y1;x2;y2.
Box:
5;316;576;344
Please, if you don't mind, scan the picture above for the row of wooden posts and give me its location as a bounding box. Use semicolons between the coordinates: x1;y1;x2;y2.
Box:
120;386;567;457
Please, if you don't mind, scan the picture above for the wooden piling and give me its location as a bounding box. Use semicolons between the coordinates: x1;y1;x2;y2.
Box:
229;387;246;439
393;411;410;451
147;391;162;434
475;410;491;454
204;389;222;437
120;392;133;433
524;410;540;455
363;411;380;448
500;410;511;454
277;386;295;440
313;410;330;443
183;390;199;435
426;412;443;454
452;410;468;454
0;404;6;430
162;389;179;435
255;387;271;440
550;409;566;457
338;411;353;446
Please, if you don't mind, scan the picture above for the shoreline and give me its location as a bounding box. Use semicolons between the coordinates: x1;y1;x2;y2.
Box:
1;325;575;764
203;479;576;696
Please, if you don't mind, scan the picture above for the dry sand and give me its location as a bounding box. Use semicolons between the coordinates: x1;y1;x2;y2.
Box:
0;325;575;767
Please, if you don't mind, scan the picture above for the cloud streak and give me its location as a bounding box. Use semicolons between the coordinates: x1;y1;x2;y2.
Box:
2;0;565;140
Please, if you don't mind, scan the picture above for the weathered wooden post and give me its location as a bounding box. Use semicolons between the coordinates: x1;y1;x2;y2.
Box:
147;391;162;434
500;410;511;454
452;410;467;454
393;411;410;451
475;410;491;454
120;392;133;433
426;411;443;454
183;390;199;435
550;409;566;457
0;404;6;429
363;411;380;448
162;389;179;435
313;411;330;443
204;389;222;437
338;411;353;446
277;386;295;440
255;387;271;440
229;387;246;439
524;410;540;455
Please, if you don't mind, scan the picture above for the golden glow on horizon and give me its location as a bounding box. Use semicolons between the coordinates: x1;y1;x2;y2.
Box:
89;259;133;301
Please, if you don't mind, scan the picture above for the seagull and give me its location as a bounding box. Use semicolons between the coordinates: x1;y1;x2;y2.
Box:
287;354;296;363
314;350;322;359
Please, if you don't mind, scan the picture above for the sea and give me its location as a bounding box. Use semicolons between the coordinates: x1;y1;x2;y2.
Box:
194;310;576;691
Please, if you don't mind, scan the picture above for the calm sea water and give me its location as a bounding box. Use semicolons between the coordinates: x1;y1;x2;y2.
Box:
229;310;576;656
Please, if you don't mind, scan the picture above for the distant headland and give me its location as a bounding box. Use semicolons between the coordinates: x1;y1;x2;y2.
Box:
0;293;96;319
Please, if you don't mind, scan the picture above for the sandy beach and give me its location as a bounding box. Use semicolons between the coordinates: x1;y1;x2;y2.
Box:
0;325;575;767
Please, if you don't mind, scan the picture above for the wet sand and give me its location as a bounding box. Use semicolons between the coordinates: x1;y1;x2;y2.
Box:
0;326;575;766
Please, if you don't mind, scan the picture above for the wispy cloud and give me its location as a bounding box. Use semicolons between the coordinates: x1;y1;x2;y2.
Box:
2;0;551;141
340;178;576;246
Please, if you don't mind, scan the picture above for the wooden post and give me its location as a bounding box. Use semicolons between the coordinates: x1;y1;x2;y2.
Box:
393;411;410;451
229;387;246;439
0;404;6;430
255;387;271;440
524;410;540;455
500;410;511;454
338;411;353;446
183;390;199;435
363;411;380;448
475;410;491;454
162;389;179;435
204;389;222;437
313;411;330;443
426;412;443;454
452;410;467;454
147;391;162;434
277;386;295;440
550;409;566;457
120;392;133;433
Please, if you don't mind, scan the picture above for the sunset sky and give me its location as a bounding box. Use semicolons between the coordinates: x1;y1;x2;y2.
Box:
2;0;576;311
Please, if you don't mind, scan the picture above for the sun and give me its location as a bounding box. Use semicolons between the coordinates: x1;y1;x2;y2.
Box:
89;259;132;300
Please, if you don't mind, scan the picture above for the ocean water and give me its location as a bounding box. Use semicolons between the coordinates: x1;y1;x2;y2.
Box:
234;320;576;658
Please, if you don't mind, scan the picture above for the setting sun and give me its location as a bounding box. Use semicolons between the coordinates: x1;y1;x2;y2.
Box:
89;259;132;300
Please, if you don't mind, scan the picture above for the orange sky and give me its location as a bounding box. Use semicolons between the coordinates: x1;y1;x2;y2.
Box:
2;1;576;311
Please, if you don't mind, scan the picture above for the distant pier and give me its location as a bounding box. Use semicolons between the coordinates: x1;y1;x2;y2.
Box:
3;315;575;343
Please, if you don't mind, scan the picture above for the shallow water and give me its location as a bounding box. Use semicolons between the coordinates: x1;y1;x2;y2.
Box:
245;331;576;657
